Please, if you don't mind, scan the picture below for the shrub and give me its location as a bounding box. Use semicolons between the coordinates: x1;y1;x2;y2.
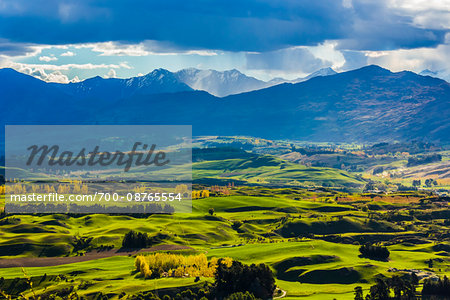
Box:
132;291;161;300
225;291;257;300
72;236;93;252
231;221;243;231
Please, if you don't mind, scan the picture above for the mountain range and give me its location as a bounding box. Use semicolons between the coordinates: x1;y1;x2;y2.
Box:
0;65;449;143
49;68;193;102
48;67;337;98
174;67;337;96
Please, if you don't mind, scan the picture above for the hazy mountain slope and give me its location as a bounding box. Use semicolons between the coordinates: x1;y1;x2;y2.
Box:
175;68;270;97
292;67;337;83
267;68;338;85
174;67;338;96
419;69;450;83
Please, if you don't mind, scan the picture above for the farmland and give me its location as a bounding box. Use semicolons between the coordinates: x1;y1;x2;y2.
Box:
0;186;449;299
0;142;449;299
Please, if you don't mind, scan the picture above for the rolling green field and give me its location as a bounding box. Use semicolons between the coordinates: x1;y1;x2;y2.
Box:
192;154;364;189
0;143;449;299
1;148;366;191
0;188;449;299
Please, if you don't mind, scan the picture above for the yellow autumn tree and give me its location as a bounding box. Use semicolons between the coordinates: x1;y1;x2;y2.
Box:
133;185;147;193
192;190;200;199
175;184;188;194
72;184;81;194
135;253;232;278
80;184;88;194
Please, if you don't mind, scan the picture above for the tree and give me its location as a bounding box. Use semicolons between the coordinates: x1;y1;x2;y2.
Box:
175;184;188;194
411;272;419;287
373;166;384;175
359;244;390;261
122;230;151;248
354;286;363;300
215;260;275;299
362;276;416;300
388;275;404;299
367;278;389;300
363;180;376;192
422;275;450;297
208;208;215;216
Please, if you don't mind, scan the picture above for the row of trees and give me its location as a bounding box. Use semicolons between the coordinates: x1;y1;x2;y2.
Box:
407;154;442;167
131;290;257;300
133;253;276;299
355;274;418;300
6;202;175;214
133;259;276;299
134;253;233;279
2;183;193;196
422;275;450;297
412;179;438;188
3;183;89;194
192;190;210;199
356;274;450;299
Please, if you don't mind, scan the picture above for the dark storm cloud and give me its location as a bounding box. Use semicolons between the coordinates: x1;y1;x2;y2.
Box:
337;1;447;51
0;39;37;56
0;0;447;52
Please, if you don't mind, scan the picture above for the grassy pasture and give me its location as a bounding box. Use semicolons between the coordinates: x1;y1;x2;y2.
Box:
0;190;448;299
